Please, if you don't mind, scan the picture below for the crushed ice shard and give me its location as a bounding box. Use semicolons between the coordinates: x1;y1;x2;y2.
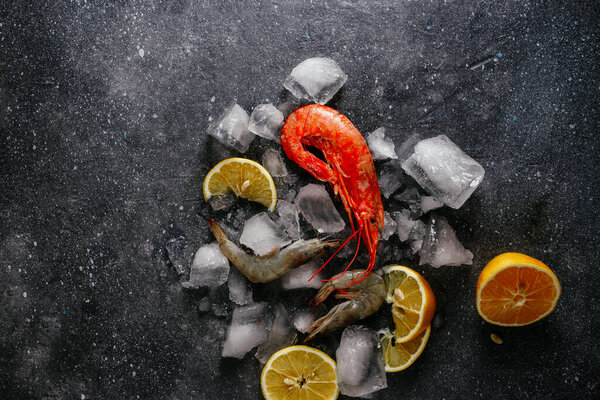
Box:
227;267;253;306
419;215;473;268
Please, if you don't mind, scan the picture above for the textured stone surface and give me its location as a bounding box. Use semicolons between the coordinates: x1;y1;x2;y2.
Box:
1;0;598;399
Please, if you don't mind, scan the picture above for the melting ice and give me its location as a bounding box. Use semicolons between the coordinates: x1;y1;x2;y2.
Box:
262;148;288;177
401;135;485;209
248;103;284;140
255;304;297;364
367;127;398;160
419;215;473;268
207;102;255;153
239;212;291;256
222;302;271;358
294;184;345;233
182;242;230;289
336;325;387;397
283;57;348;104
280;260;323;290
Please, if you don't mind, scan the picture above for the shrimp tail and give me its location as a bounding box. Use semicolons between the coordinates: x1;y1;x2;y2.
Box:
208;218;228;245
308;283;335;309
303;302;353;343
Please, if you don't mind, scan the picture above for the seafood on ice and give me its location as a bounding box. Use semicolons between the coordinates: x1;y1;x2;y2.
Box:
303;270;386;342
208;218;340;283
281;105;384;284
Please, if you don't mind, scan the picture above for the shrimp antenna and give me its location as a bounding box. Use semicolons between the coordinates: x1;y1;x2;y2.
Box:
308;228;359;282
322;230;361;282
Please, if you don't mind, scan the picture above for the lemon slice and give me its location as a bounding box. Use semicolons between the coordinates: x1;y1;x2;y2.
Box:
203;157;277;211
261;345;339;400
380;325;431;372
382;265;436;343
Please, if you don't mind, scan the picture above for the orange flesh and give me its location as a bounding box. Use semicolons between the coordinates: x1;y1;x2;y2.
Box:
478;265;559;325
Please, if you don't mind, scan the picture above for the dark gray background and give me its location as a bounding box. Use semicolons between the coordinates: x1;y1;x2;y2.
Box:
1;0;599;399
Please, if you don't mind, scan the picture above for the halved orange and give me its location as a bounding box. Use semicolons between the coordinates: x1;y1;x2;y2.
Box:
476;252;561;326
382;265;436;343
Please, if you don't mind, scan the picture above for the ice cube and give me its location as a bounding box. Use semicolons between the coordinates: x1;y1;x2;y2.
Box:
409;219;427;253
280;260;323;290
336;326;387;398
292;309;316;332
367;127;398;160
197;296;211;313
294;184;345;233
222;302;271;358
228;268;253;306
420;195;443;213
182;242;230;289
380;211;397;241
208;192;237;211
394;187;421;204
420;215;473;268
239;212;291;256
262;148;288;177
207;102;255;153
255;304;297;364
276;200;302;240
283;57;348;104
165;236;188;275
396;133;422;162
394;187;423;218
401;135;485;209
393;210;420;242
378;163;404;199
248;103;284;140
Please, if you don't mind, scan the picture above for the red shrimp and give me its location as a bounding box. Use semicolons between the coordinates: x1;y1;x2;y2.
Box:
280;104;384;284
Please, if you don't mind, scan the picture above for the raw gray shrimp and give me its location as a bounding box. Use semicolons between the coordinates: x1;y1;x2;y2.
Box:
208;219;340;283
304;270;386;342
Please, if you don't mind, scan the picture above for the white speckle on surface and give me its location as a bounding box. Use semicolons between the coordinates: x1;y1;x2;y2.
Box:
210;96;215;102
23;292;27;298
138;48;144;57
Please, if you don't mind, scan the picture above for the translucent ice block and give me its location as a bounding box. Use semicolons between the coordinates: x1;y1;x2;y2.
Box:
401;135;484;209
283;57;348;104
207;102;255;153
294;184;345;234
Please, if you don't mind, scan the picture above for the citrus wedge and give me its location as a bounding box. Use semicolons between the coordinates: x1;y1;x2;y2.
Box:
203;157;277;211
261;345;339;400
476;252;561;326
380;325;431;372
382;265;436;343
